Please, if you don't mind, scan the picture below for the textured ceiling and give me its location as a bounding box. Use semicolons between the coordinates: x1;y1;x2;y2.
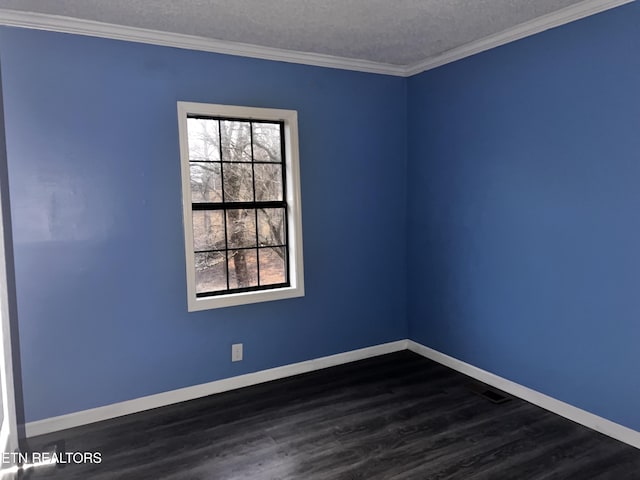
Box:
0;0;589;65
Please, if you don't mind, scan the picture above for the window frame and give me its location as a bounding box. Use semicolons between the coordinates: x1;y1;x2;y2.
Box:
177;102;304;311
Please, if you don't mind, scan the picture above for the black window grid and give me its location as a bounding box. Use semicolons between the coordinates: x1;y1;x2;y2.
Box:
188;115;290;297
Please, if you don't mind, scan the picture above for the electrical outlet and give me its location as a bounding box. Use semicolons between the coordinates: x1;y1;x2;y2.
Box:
232;343;243;362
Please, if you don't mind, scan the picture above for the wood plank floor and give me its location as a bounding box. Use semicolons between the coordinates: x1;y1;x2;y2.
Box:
24;351;640;479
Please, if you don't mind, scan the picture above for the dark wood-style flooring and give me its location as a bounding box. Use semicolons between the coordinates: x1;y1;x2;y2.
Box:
24;351;640;479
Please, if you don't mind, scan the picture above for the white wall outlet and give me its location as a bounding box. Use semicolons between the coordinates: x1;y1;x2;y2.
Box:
232;343;243;362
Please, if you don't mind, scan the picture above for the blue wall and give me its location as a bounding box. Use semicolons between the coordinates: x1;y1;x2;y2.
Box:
407;2;640;431
1;1;639;434
0;27;408;422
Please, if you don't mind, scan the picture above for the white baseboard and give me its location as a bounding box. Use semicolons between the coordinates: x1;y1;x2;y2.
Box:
407;340;640;450
25;338;640;451
25;339;408;437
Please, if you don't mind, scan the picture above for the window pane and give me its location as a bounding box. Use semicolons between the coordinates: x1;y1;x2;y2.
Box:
195;252;227;293
254;164;283;202
252;123;282;162
257;208;285;246
228;249;258;289
192;210;225;251
259;247;286;285
187;118;220;161
190;162;222;203
226;209;256;248
220;120;251;162
223;163;254;202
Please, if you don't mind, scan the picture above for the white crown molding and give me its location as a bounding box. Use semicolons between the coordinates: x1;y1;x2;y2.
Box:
407;340;640;450
25;340;408;437
0;9;407;77
0;1;633;78
404;0;634;76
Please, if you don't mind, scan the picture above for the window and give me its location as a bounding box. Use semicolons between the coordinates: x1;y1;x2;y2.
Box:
177;102;304;311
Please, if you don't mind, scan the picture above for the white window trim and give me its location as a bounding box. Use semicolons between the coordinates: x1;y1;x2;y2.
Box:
177;102;304;311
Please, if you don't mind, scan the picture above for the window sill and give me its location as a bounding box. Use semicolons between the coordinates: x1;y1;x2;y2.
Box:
187;284;304;311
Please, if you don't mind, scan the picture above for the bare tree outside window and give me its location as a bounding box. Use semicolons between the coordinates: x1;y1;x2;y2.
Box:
186;117;288;296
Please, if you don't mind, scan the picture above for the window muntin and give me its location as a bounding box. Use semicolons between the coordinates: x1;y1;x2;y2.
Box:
187;117;289;297
178;103;304;311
